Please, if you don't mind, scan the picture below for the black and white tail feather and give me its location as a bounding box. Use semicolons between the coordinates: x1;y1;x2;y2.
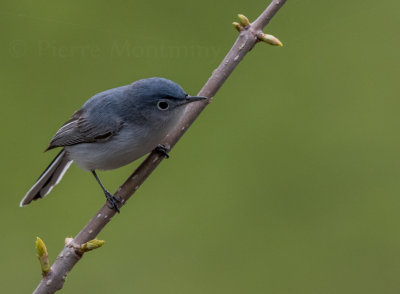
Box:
20;149;72;207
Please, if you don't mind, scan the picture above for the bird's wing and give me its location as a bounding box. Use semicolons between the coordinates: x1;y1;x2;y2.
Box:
46;109;124;150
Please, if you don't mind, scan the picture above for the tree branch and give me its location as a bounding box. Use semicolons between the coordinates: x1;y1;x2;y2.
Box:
33;1;287;292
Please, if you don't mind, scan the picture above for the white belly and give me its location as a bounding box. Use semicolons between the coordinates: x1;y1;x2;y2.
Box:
65;125;167;171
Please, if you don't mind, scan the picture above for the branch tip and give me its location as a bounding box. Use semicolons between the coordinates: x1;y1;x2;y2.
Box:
258;33;283;46
36;237;50;275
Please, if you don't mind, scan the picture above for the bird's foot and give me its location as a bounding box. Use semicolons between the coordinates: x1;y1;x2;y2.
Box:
154;144;170;158
104;191;122;213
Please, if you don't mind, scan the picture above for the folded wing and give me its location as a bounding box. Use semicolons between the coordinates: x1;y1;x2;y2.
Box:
47;109;124;150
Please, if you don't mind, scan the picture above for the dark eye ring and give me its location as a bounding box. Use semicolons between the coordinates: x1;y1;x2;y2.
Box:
157;101;169;110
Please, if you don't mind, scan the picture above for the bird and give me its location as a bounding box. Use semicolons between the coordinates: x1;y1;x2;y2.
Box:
20;77;206;212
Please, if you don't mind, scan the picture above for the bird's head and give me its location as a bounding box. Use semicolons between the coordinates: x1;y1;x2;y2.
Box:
128;77;206;127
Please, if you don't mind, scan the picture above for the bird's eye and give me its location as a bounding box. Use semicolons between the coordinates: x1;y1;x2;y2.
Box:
157;101;169;111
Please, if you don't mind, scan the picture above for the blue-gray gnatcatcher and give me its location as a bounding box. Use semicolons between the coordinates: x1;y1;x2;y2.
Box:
20;77;206;212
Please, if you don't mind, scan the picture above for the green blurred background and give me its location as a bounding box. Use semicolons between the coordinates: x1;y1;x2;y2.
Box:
1;0;400;293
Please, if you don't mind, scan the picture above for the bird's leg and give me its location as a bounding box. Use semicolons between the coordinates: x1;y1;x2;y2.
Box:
154;144;170;158
91;170;122;213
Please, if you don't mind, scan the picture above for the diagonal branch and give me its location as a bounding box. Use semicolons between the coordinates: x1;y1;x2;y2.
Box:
33;0;287;292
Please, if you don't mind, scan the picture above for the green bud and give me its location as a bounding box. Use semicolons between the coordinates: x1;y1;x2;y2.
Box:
232;22;243;32
258;33;283;46
237;14;250;27
36;237;50;275
80;239;105;252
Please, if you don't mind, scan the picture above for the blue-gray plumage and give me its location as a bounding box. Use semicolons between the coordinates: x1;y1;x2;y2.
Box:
20;77;206;211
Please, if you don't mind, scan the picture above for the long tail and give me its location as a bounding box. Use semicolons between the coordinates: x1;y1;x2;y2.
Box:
20;149;73;207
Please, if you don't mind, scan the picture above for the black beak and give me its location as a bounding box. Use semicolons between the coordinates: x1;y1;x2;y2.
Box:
185;95;207;103
176;95;207;107
181;95;207;105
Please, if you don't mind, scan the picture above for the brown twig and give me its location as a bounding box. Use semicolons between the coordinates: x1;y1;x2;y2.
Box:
33;0;287;292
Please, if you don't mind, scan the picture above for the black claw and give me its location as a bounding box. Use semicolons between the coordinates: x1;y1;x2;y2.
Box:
104;191;121;213
155;144;170;158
